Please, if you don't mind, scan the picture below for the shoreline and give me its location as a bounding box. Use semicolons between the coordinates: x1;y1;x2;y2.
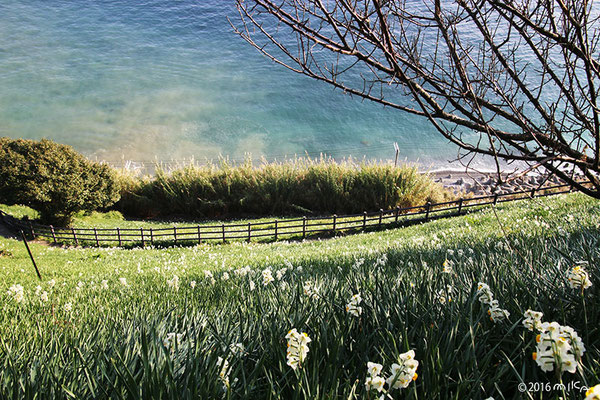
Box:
427;169;579;197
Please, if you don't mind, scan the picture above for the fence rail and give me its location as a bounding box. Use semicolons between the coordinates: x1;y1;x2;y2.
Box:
0;181;586;248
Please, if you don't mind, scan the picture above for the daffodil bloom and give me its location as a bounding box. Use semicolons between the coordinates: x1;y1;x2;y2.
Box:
442;259;452;273
346;293;363;316
7;284;24;303
533;322;585;374
365;375;385;392
567;265;592;290
386;350;419;390
585;385;600;400
64;302;72;312
217;356;230;387
367;362;383;377
476;282;494;305
40;291;49;302
262;268;274;286
275;268;287;280
285;328;311;370
523;310;543;331
118;277;128;287
163;332;184;352
487;300;510;322
303;281;319;298
167;275;180;291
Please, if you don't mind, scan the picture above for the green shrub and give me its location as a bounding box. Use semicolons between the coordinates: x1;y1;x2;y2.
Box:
0;138;120;226
116;157;452;219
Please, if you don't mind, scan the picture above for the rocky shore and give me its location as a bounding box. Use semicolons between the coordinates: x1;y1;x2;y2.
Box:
429;170;584;197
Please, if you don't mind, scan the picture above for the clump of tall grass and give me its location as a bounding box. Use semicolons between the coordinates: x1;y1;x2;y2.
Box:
115;157;451;219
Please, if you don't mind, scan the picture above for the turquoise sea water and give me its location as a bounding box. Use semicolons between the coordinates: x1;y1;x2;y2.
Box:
0;0;467;168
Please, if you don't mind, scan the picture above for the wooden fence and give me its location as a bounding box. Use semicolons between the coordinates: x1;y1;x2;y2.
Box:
0;182;583;247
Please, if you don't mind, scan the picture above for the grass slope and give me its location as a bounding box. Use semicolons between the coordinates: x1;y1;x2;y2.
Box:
0;193;599;399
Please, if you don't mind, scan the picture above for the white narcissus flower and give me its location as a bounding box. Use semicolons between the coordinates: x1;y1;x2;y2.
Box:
166;275;180;291
303;281;319;298
101;280;109;290
217;356;230;387
365;375;385;392
285;328;311;370
222;272;230;281
249;280;255;291
386;350;419;390
262;268;274;286
64;302;72;312
533;322;585;375
585;385;600;400
7;284;24;303
275;268;287;280
40;291;49;302
442;259;452;273
163;332;184;352
567;266;592;290
345;293;363;317
522;310;543;331
367;361;383;377
487;300;510;323
476;282;494;305
190;280;196;289
118;277;128;287
48;279;56;288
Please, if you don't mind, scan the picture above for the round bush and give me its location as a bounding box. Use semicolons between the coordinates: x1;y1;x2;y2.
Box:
0;138;120;226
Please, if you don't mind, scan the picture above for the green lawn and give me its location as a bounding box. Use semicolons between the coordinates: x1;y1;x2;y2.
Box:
0;193;599;399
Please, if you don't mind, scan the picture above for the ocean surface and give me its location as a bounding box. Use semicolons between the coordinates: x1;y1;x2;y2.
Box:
0;0;484;170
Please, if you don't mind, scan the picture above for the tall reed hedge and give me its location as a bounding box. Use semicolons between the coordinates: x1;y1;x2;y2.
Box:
115;158;451;219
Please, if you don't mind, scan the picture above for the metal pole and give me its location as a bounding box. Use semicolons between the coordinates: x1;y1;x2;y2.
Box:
20;230;42;280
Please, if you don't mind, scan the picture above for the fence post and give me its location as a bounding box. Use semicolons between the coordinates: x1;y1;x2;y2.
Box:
222;224;226;243
28;221;35;239
150;228;154;246
117;228;122;247
94;228;99;247
140;228;145;247
50;225;57;243
395;206;400;223
332;214;337;235
173;226;178;244
363;211;367;231
247;222;251;243
71;228;78;245
20;230;42;281
531;188;536;198
458;198;464;215
302;217;307;239
378;209;383;228
197;226;201;244
274;220;278;241
425;202;431;221
493;193;499;205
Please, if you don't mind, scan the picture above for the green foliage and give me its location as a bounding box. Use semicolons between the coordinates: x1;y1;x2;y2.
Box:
116;157;451;219
0;193;598;398
0;138;120;226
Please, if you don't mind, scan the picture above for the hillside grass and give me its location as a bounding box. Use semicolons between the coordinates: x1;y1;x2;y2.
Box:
0;193;599;399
